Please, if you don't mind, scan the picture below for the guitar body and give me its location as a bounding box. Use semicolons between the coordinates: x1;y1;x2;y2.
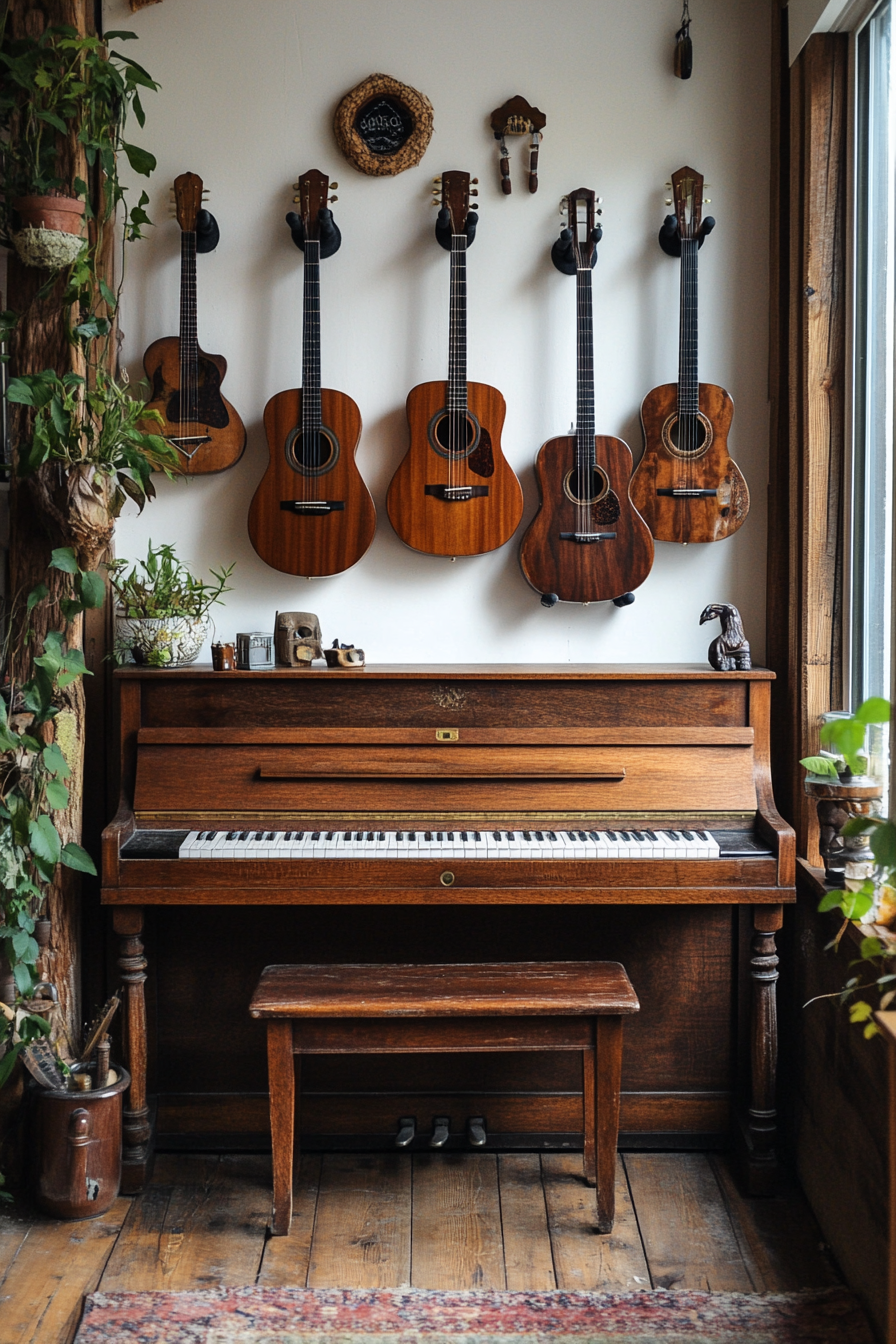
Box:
630;381;750;543
520;434;654;603
248;386;375;577
142;335;247;475
387;380;523;556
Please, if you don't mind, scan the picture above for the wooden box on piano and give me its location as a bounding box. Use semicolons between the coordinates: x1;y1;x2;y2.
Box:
101;664;794;1193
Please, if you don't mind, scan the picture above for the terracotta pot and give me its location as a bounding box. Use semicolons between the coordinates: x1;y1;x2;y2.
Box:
12;194;85;234
31;1065;130;1219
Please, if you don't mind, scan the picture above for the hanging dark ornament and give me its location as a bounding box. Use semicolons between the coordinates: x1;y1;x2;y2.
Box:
674;0;693;79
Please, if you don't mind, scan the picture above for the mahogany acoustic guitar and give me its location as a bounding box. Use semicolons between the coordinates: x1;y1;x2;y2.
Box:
248;170;376;578
386;170;523;557
519;188;654;606
629;166;750;543
142;172;246;475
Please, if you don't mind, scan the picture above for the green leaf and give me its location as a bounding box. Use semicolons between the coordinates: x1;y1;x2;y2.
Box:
28;814;61;869
871;822;896;868
856;696;891;724
42;743;70;779
78;570;105;609
5;379;35;406
819;889;847;912
35;109;67;133
841;815;879;835
26;583;49;615
50;547;78;574
121;142;157;176
60;842;96;875
849;1000;874;1023
11;929;37;961
0;1043;25;1087
45;779;69;810
800;755;839;778
841;887;875;920
860;936;887;959
13;963;34;995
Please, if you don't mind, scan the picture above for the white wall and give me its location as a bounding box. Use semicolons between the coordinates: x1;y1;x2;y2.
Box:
106;0;770;665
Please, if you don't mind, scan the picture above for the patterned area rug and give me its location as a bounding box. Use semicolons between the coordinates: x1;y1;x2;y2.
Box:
74;1285;874;1344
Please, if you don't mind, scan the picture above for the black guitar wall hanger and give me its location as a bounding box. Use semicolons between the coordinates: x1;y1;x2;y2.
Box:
287;179;341;257
658;178;714;257
167;181;219;252
551;193;602;275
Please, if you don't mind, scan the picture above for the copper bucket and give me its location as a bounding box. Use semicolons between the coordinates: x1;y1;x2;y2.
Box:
31;1066;130;1219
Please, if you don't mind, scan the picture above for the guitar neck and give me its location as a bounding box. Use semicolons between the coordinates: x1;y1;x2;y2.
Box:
447;235;468;412
678;238;699;415
179;232;199;411
575;264;595;470
302;239;322;434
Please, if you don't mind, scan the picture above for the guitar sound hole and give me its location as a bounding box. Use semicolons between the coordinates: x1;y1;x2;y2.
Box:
429;410;481;460
664;412;712;459
285;427;340;476
564;466;610;504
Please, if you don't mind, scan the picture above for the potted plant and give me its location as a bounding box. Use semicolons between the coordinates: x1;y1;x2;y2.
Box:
800;697;890;889
108;541;234;667
0;24;157;269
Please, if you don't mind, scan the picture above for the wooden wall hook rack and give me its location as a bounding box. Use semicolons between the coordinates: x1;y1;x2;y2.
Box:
489;95;546;195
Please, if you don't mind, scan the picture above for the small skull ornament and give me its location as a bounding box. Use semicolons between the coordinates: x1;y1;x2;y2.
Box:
274;611;323;667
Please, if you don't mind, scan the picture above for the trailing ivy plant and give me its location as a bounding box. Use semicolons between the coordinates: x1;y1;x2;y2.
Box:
0;548;101;1087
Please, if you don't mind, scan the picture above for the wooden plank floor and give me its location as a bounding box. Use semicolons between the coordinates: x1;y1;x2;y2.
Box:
0;1151;840;1343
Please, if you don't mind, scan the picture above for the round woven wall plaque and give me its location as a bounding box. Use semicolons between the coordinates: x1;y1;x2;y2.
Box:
334;73;434;177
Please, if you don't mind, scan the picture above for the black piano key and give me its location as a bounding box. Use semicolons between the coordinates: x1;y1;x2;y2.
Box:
696;831;709;840
284;832;294;842
460;832;468;841
619;831;632;841
424;832;433;842
534;831;544;841
667;830;681;839
681;830;694;840
227;831;238;841
522;831;532;842
632;831;646;841
588;831;600;841
378;832;386;841
548;831;558;841
344;832;352;840
493;831;502;840
396;832;404;841
645;831;658;841
366;832;375;842
408;832;416;841
311;832;321;841
295;832;305;841
436;832;444;841
447;832;455;840
265;832;275;841
473;831;482;842
604;831;617;841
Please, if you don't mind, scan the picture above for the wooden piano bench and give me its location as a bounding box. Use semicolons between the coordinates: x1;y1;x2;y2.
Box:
249;959;640;1237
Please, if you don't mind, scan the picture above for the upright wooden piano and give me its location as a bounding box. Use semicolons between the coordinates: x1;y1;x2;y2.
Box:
101;664;794;1192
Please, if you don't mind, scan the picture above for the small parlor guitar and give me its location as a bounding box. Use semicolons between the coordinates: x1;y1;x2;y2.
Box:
520;188;653;606
386;170;523;557
142;172;246;474
630;166;749;542
248;169;375;577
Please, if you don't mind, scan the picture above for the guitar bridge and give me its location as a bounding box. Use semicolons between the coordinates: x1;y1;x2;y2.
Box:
560;532;617;543
425;485;490;502
166;435;212;459
280;501;346;515
656;488;719;498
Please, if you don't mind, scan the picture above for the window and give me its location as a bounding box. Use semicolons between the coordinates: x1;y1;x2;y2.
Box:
850;0;894;778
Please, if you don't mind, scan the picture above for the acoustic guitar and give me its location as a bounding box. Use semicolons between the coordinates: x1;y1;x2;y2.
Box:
386;170;523;557
629;166;750;542
519;188;654;606
142;172;246;475
248;169;376;578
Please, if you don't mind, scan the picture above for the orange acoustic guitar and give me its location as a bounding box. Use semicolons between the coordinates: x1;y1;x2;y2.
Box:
519;188;654;607
386;170;523;557
142;172;246;475
630;166;750;543
248;169;376;578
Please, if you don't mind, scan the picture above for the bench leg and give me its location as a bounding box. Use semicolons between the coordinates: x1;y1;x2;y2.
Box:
594;1015;623;1234
583;1044;596;1186
268;1021;295;1236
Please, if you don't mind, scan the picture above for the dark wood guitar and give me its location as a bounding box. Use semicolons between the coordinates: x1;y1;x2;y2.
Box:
630;166;750;542
519;188;654;606
248;170;375;577
142;172;246;475
386;171;523;557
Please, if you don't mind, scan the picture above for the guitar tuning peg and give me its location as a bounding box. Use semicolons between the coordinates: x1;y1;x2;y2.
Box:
329;195;338;203
433;177;442;185
470;189;478;197
665;181;672;188
470;201;479;209
293;195;301;203
596;197;603;204
704;197;711;204
471;178;479;185
292;181;301;191
330;182;338;190
665;198;672;206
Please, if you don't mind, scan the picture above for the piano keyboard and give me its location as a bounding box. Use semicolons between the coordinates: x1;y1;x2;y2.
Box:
177;828;722;860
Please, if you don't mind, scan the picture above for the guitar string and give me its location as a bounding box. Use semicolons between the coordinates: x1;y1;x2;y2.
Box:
303;237;322;503
448;226;467;494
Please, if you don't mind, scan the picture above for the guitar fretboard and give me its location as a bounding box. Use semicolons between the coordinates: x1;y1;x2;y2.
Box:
178;231;199;421
678;237;699;417
302;239;323;453
575;263;595;481
447;235;468;412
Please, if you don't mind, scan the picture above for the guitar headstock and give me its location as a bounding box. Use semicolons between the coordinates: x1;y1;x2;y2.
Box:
432;170;478;232
669;166;705;241
561;187;598;267
171;172;207;232
292;169;339;240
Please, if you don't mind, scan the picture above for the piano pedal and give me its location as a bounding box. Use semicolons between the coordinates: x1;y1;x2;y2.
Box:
429;1115;451;1148
467;1115;487;1148
395;1116;416;1148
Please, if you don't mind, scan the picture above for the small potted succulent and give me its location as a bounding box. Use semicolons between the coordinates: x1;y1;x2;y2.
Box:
801;697;890;890
108;541;234;667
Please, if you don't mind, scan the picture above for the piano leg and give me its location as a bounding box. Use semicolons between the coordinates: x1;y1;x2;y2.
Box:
738;903;783;1195
113;906;153;1193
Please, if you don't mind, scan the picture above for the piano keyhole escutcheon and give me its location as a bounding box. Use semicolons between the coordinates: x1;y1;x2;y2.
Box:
436;728;459;742
440;871;455;887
